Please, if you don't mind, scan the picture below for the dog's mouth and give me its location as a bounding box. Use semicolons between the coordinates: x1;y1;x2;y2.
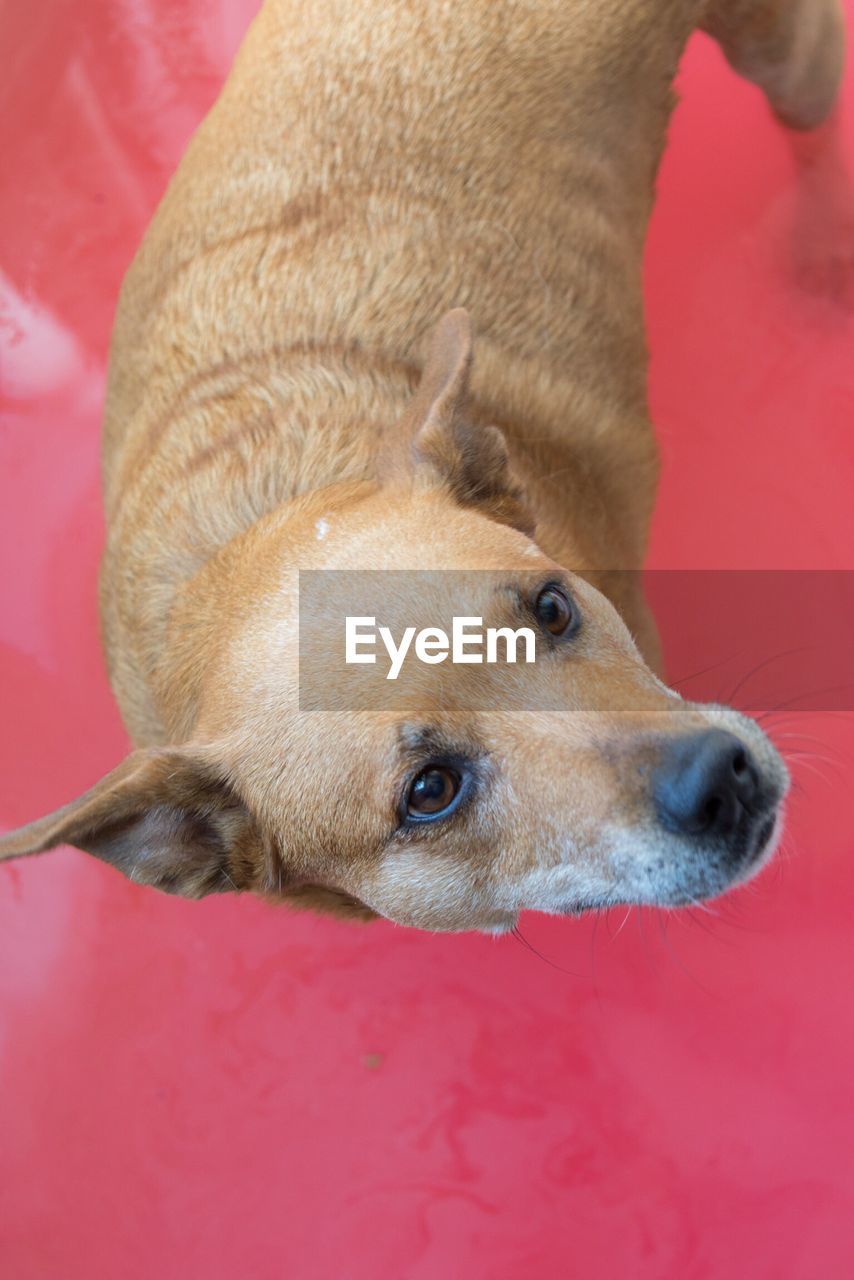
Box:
559;896;614;916
752;811;777;858
732;801;783;881
555;791;785;918
727;795;779;863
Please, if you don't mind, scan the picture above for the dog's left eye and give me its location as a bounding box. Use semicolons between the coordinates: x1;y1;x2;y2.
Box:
535;585;575;636
405;766;462;820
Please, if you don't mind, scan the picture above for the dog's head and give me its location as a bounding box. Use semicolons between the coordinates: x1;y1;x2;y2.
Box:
0;313;788;931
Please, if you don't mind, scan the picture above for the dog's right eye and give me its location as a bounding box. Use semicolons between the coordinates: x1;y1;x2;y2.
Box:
532;585;576;639
405;766;462;821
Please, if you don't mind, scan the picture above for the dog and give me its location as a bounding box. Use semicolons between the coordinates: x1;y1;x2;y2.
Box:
0;0;845;931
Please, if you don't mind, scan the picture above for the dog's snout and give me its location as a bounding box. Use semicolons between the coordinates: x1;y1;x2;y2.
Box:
653;729;759;839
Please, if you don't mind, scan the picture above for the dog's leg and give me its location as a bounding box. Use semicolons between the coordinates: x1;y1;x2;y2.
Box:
701;0;845;129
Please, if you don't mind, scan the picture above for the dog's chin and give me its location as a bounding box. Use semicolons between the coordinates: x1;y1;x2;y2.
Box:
552;804;786;917
482;918;518;935
684;803;785;904
474;805;787;932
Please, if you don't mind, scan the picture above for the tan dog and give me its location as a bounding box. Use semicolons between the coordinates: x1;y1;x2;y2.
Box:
0;0;845;930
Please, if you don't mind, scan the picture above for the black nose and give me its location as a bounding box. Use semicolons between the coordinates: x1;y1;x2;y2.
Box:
653;729;759;839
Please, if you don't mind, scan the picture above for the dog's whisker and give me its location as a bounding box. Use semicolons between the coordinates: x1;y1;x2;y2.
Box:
654;909;712;992
783;746;842;771
756;685;854;715
510;925;580;978
787;756;837;787
672;657;741;689
684;893;720;918
589;911;601;993
723;645;815;705
773;737;845;762
609;905;633;940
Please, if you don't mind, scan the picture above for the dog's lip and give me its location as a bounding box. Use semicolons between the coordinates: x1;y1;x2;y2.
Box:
559;800;783;915
742;781;785;852
558;895;612;915
743;804;781;865
729;798;784;884
753;812;776;855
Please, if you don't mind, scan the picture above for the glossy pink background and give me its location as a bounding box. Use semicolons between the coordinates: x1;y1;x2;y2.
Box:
1;3;853;1276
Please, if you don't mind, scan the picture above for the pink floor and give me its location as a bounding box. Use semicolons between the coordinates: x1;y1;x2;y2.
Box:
2;3;854;1276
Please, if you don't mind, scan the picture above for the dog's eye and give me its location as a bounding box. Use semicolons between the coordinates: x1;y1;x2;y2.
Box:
406;766;461;819
535;585;575;636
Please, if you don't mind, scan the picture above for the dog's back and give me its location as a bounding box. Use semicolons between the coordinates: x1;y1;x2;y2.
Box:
101;0;698;731
100;0;844;742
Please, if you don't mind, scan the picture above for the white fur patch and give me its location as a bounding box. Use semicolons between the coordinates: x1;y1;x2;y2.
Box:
314;518;331;541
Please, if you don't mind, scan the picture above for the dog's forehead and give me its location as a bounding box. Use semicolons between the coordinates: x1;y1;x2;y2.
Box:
219;544;645;739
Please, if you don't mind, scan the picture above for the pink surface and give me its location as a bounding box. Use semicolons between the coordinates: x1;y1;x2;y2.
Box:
1;3;853;1276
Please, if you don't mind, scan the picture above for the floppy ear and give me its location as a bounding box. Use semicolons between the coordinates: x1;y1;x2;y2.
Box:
382;309;533;534
0;747;266;897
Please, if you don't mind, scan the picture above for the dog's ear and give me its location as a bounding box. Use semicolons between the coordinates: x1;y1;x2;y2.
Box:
383;309;533;534
0;747;266;897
